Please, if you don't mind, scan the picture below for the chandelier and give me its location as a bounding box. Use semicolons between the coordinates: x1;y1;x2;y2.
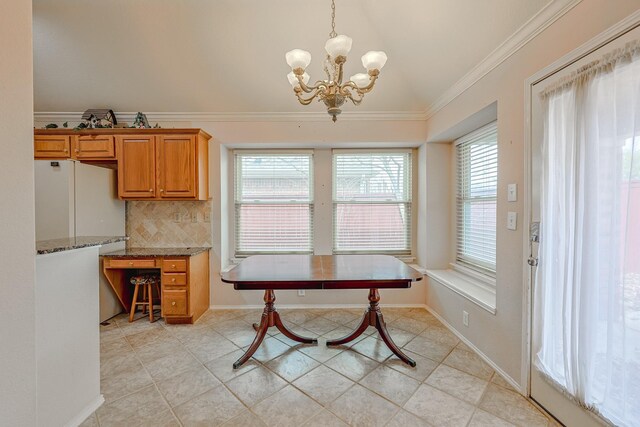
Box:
285;0;388;122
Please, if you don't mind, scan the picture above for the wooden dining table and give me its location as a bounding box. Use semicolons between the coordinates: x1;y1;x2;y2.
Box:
221;254;423;369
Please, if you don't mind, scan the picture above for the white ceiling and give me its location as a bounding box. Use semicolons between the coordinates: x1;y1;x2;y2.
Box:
33;0;551;114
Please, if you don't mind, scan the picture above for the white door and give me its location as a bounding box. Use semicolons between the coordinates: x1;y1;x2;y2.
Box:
529;25;640;427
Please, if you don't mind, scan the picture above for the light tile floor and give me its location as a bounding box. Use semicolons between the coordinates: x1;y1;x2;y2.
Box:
84;308;558;427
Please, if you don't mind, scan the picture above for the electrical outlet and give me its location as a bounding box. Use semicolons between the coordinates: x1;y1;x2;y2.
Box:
463;311;469;327
298;290;305;297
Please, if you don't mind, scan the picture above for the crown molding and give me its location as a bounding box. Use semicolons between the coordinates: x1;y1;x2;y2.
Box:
424;0;582;119
33;110;428;124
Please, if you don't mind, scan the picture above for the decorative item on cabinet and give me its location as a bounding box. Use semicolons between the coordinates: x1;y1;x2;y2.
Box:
81;109;117;128
131;112;151;129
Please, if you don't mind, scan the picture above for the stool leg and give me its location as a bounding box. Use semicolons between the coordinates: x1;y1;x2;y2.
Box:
142;283;148;315
129;283;140;323
148;283;154;322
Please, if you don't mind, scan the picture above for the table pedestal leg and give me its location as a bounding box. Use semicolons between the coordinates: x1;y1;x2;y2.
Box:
326;288;416;367
233;289;317;369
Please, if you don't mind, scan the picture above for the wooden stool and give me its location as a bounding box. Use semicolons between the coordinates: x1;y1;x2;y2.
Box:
129;274;161;322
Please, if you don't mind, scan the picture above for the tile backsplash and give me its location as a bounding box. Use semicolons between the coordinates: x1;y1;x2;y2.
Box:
126;201;212;248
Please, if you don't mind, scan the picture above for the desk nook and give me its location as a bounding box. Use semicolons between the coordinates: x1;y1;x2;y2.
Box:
102;247;210;324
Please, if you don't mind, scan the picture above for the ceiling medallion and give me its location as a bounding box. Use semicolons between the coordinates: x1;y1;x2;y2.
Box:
285;0;387;122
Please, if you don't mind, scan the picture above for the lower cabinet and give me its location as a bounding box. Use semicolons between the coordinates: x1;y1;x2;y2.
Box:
102;250;210;324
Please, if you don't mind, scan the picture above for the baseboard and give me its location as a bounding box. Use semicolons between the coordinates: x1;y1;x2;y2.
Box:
65;394;104;427
425;306;525;395
210;303;429;310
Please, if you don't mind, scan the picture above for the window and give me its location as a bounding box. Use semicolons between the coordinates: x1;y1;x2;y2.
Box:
455;122;498;274
234;151;313;255
333;150;412;254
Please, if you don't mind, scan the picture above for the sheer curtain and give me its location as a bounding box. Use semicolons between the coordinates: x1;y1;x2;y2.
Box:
535;42;640;426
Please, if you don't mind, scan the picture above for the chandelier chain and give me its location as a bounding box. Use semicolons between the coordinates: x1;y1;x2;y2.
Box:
329;0;337;38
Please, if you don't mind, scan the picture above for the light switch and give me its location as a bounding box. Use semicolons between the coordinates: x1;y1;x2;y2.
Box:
507;212;517;230
507;183;517;202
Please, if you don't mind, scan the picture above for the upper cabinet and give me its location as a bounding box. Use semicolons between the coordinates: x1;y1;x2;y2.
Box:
117;135;156;199
34;135;71;158
34;129;211;201
74;135;116;159
157;134;197;199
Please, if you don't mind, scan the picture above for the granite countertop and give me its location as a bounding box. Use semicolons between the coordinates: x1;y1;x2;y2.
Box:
36;236;128;255
101;247;211;257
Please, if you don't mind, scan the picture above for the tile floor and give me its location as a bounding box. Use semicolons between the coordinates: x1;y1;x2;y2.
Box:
84;307;557;427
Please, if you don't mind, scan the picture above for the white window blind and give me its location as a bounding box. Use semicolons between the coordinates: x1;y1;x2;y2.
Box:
234;152;313;255
333;150;412;254
456;122;498;274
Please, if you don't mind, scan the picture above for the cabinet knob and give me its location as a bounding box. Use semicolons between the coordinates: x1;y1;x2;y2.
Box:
63;148;68;152
171;301;176;306
75;149;79;153
171;264;176;268
171;278;176;282
149;189;153;192
129;262;133;266
160;189;164;192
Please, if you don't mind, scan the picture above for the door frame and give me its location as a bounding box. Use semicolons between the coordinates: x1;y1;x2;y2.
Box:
522;8;640;401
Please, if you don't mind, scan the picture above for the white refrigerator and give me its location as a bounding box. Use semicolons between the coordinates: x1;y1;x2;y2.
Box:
35;160;126;322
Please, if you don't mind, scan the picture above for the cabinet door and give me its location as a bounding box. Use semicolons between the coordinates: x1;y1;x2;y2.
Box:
34;135;71;159
73;135;115;159
116;135;156;198
157;135;196;198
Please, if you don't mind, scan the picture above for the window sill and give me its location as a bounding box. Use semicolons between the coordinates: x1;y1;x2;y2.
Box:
426;268;496;314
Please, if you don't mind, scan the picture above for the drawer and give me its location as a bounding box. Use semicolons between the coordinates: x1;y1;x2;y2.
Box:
162;259;187;272
163;290;187;315
162;272;187;286
107;258;157;269
73;135;116;159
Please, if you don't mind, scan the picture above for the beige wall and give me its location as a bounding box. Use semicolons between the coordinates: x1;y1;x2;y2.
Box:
200;119;429;308
423;0;640;387
0;0;36;424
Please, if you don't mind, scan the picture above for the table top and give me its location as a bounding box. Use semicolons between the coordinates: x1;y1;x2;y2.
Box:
221;255;423;290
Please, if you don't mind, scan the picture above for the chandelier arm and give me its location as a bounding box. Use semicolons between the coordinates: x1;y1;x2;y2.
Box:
354;74;379;93
297;76;329;94
335;60;344;85
295;88;321;105
340;81;359;94
341;86;364;105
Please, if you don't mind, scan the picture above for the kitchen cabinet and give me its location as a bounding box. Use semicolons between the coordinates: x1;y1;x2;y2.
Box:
73;134;115;160
102;249;210;324
118;132;209;200
157;134;197;198
34;133;116;161
34;129;211;200
116;135;156;198
34;134;71;158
